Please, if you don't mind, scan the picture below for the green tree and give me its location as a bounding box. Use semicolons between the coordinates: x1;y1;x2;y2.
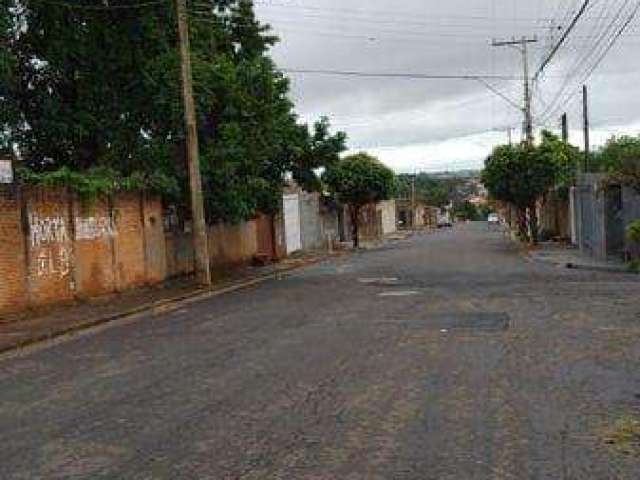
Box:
0;0;16;154
453;201;481;221
595;135;640;193
537;130;581;199
396;173;451;207
0;0;346;222
323;152;397;247
482;139;557;244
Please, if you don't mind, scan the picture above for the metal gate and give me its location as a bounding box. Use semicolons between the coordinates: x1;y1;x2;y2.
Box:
283;194;301;254
578;184;595;255
605;185;625;259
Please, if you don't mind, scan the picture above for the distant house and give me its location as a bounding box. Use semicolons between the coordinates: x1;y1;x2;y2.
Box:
396;199;440;229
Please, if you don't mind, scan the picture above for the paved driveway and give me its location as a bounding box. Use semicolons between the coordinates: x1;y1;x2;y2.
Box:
1;223;639;479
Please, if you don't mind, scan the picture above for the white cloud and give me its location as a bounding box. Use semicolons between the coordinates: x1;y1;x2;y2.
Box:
256;0;640;173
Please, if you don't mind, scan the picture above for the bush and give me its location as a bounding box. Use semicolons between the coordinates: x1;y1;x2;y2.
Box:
627;220;640;244
626;220;640;272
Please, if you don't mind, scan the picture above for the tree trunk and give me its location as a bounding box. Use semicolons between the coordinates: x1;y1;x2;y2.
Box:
516;207;529;243
350;205;360;248
528;202;539;246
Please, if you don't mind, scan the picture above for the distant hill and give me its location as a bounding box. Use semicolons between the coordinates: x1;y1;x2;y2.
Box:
427;169;481;180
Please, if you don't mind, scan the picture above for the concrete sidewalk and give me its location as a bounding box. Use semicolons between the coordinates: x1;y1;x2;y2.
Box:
0;254;328;354
526;241;630;273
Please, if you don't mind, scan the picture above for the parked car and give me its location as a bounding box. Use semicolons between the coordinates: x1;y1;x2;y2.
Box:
437;218;453;228
488;213;499;224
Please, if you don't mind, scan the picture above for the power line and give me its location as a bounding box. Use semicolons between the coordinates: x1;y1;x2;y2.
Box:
31;0;167;10
538;0;625;122
539;0;637;123
474;77;523;111
533;0;591;81
254;0;624;24
582;1;640;80
280;68;522;81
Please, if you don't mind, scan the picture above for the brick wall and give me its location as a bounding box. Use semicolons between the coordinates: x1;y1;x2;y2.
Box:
0;186;276;316
0;188;173;316
208;220;258;270
25;187;75;306
142;196;167;284
113;193;147;291
165;232;194;278
0;186;27;313
73;197;116;297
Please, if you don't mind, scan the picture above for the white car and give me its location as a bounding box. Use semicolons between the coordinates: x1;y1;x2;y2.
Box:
487;213;500;225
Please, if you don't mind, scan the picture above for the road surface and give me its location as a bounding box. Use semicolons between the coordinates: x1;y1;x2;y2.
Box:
1;223;639;479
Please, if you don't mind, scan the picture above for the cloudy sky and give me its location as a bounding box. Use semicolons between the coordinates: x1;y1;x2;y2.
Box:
254;0;640;173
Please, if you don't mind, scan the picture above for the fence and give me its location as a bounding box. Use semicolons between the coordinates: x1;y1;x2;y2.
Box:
573;174;640;261
0;185;264;315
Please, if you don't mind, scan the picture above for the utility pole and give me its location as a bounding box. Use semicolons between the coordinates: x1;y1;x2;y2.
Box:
507;127;513;146
411;171;416;228
561;113;569;143
176;0;211;286
492;36;538;145
582;84;590;172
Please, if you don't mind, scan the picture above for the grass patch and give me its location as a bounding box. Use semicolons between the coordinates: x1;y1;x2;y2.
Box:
604;415;640;455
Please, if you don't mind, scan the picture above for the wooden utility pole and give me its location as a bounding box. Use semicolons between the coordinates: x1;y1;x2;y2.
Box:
411;172;416;228
561;113;569;143
492;37;538;145
176;0;211;285
582;84;590;172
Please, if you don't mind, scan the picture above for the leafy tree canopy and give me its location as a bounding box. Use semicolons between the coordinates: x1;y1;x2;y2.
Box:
593;135;640;193
453;201;481;221
536;130;581;198
0;0;346;222
396;173;449;208
323;152;397;207
482;132;564;242
322;152;396;247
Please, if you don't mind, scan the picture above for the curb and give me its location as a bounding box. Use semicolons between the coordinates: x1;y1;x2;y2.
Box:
0;258;323;356
565;262;630;274
526;251;633;275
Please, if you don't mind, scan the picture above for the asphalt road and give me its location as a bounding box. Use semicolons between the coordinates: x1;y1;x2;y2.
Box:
1;223;640;479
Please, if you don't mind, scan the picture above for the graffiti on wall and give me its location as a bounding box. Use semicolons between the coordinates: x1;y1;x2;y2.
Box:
75;216;115;241
34;247;71;279
29;213;69;247
29;213;72;279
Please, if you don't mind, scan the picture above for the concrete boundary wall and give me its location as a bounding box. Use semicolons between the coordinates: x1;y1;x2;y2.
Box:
0;186;262;315
575;174;640;261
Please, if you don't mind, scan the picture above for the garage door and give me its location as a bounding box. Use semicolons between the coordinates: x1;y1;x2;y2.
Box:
283;194;302;254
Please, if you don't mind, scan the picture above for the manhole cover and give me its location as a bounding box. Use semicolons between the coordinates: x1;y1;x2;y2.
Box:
430;312;510;332
378;312;510;332
378;290;420;297
359;277;401;286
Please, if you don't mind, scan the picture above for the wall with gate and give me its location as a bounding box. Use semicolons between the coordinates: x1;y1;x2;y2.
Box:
575;174;640;261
